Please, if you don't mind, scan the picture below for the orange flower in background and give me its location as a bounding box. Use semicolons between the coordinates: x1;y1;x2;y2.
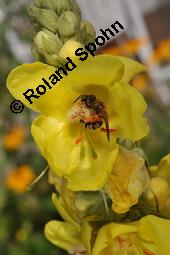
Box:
133;74;149;92
100;38;147;56
149;38;170;63
3;126;25;151
5;165;36;193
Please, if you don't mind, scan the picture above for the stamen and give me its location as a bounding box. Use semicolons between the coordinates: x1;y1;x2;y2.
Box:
143;250;156;255
85;129;97;159
100;189;110;216
75;133;84;144
27;166;49;191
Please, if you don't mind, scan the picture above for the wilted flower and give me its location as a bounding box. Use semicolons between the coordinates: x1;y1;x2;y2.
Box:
7;55;149;191
105;146;150;213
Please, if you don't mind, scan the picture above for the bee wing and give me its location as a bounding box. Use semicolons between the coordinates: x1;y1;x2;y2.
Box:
103;112;110;141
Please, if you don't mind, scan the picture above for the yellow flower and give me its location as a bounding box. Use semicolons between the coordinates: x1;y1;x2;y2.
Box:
44;193;92;254
105;146;150;213
3;126;25;151
144;154;170;218
7;55;149;191
92;215;170;255
5;165;36;193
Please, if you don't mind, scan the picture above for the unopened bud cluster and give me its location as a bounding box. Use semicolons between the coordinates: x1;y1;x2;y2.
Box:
28;0;96;67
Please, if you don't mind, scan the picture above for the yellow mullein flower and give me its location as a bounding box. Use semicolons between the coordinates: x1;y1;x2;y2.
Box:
92;215;170;255
3;126;25;151
5;165;36;193
7;55;149;191
105;146;150;213
45;193;92;254
144;154;170;218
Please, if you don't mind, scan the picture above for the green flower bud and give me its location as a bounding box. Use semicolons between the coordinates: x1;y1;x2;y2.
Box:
57;11;80;38
68;0;81;18
31;45;41;59
31;45;46;62
28;6;58;33
34;30;63;56
33;0;59;11
45;54;66;67
31;23;42;37
55;0;81;18
80;21;96;45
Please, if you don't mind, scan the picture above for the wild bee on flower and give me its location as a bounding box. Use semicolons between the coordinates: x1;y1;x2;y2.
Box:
69;94;110;141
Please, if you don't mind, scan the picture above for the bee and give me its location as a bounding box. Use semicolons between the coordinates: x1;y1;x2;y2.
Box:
73;94;110;141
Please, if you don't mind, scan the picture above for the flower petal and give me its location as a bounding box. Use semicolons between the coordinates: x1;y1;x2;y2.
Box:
81;222;92;255
7;55;124;116
65;54;124;89
115;56;147;83
108;82;149;141
52;193;79;228
7;62;64;113
139;215;170;255
44;220;82;252
92;222;137;255
156;154;170;183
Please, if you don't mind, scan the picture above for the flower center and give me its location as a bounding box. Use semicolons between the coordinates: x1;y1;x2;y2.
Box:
68;94;105;130
112;234;156;255
67;94;111;142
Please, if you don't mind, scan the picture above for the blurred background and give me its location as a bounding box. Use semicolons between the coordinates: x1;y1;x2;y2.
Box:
0;0;170;254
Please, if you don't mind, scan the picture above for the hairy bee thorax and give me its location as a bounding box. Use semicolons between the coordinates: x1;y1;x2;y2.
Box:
67;94;106;130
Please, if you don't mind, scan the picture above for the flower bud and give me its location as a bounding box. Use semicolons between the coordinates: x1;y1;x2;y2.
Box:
144;177;170;207
45;54;66;67
80;21;96;45
27;6;59;33
31;23;42;37
68;0;81;18
55;0;81;18
57;11;80;39
33;0;59;11
31;45;42;59
34;30;63;56
59;40;84;64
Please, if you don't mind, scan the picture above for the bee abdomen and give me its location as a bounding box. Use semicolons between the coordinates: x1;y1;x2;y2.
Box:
80;119;103;130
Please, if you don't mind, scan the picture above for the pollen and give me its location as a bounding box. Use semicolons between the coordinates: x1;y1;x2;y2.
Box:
67;99;91;123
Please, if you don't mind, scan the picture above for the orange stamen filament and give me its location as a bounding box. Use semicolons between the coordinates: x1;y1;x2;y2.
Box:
75;133;84;144
143;250;156;255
